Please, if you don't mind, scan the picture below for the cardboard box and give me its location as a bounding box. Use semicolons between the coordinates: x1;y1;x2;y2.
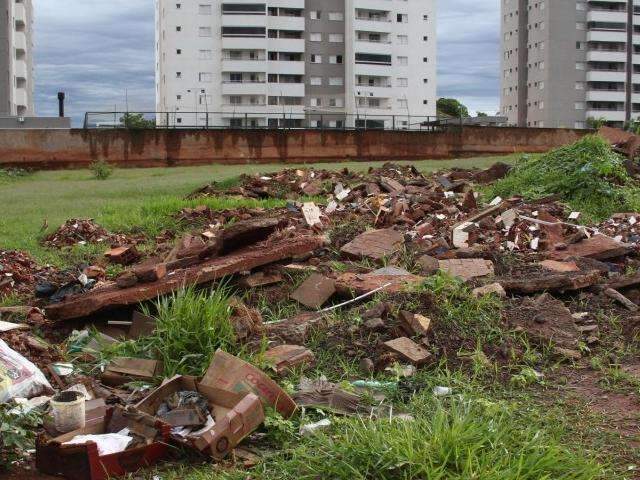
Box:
135;375;265;459
201;350;297;418
36;406;171;480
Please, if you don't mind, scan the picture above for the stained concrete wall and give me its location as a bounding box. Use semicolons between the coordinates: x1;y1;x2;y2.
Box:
0;127;588;170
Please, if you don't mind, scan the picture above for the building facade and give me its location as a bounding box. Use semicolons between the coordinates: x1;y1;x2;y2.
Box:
501;0;640;129
155;0;437;128
0;0;34;117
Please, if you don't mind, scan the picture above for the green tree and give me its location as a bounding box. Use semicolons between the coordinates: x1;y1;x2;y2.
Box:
586;117;607;130
437;98;470;118
476;112;488;118
120;113;156;129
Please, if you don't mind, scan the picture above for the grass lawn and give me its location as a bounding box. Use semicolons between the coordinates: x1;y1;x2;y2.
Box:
0;155;519;265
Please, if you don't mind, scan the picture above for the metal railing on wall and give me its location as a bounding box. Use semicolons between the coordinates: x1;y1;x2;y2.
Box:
83;111;448;132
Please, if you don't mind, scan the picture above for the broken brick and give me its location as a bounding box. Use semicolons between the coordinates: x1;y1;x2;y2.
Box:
335;272;425;297
549;234;632;261
472;283;506;298
341;228;404;261
264;345;315;374
398;311;431;336
104;246;140;266
291;274;336;309
438;259;494;282
238;271;283;288
539;260;579;273
383;337;431;366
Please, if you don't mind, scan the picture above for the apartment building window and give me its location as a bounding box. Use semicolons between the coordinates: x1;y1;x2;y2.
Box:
176;49;182;55
397;14;408;23
310;10;320;20
310;98;321;107
329;98;344;107
397;56;408;66
176;26;182;31
199;27;212;36
230;96;242;105
176;3;181;8
398;35;408;45
576;62;585;70
329;33;344;43
329;55;343;64
329;77;344;86
328;12;344;21
222;4;266;15
176;72;182;78
199;72;213;82
310;54;322;64
199;49;212;59
310;76;322;86
398;99;408;109
310;33;322;42
199;4;212;15
575;102;585;110
575;82;584;90
397;78;408;87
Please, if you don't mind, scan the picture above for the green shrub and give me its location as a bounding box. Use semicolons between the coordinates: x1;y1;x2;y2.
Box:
90;160;113;180
0;405;42;472
487;135;636;221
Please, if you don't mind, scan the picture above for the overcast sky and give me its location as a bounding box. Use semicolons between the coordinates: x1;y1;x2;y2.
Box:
33;0;499;125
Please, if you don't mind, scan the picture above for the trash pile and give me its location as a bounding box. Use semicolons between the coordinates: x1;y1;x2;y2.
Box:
43;218;143;249
4;134;640;478
0;250;58;297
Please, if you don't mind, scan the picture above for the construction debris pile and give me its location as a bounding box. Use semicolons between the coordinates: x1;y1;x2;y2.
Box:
43;218;143;249
4;134;640;478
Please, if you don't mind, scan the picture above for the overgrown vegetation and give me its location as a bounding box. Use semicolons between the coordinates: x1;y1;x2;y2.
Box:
0;405;42;472
488;135;638;221
90;159;113;180
107;286;237;377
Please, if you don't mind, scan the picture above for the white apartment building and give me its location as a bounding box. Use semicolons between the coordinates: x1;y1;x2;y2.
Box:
155;0;437;128
0;0;34;116
501;0;640;129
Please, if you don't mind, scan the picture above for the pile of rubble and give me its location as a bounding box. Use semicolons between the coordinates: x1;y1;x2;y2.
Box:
0;250;58;297
5;144;640;477
42;218;143;249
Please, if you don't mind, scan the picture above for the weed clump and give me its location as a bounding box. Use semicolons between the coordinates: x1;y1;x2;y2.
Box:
90;160;113;180
107;286;237;377
488;135;638;221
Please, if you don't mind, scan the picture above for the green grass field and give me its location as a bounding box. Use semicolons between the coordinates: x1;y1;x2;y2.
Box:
0;156;518;265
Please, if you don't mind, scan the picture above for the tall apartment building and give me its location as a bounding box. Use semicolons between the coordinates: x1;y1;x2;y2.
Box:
0;0;34;117
155;0;437;128
501;0;640;129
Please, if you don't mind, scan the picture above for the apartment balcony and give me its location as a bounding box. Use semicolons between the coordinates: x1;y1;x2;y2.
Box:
267;15;304;31
353;18;393;34
267;38;305;52
587;50;627;62
14;31;26;52
353;0;393;13
268;0;304;9
586;70;627;82
587;30;627;42
222;81;267;96
355;39;392;55
221;103;268;115
586;89;626;102
14;3;26;26
587;10;628;24
354;85;393;99
354;63;394;77
13;88;27;108
222;14;267;28
14;60;27;79
222;59;267;72
268;60;305;75
585;109;626;121
267;82;305;97
222;37;267;50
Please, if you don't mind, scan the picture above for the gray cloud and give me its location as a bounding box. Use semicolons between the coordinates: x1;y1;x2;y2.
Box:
33;0;499;125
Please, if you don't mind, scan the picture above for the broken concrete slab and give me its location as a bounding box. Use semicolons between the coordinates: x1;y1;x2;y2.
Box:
438;259;494;282
335;272;425;297
47;236;324;321
383;337;431;366
416;255;440;275
340;228;404;262
263;345;315;374
290;273;336;309
549;234;632;261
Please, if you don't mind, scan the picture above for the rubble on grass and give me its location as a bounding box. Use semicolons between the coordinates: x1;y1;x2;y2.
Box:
8;139;640;478
42;218;142;249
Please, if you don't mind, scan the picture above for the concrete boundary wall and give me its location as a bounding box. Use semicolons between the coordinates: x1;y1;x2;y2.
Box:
0;127;587;170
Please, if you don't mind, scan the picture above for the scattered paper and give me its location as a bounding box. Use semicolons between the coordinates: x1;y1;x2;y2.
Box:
569;212;581;220
489;196;502;206
302;203;322;227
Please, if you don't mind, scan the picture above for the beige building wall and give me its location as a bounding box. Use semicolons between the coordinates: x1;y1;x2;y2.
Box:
0;0;34;116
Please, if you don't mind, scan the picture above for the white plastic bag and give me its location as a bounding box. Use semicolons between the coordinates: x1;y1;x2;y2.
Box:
0;339;53;403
